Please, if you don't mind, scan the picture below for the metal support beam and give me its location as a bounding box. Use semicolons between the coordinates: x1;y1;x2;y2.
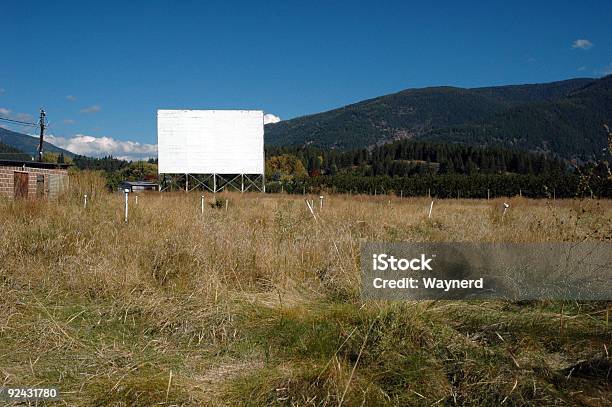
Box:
158;173;264;193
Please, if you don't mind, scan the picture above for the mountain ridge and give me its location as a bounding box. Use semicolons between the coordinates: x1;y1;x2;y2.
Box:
0;127;73;158
265;77;609;160
1;77;609;162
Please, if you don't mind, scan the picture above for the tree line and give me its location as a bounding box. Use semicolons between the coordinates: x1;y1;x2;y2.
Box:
265;141;610;198
64;140;610;198
266;140;568;178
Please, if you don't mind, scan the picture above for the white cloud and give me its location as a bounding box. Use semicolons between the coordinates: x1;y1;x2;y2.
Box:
46;134;157;161
63;119;76;125
80;105;101;114
264;113;281;124
571;39;593;50
577;65;587;71
0;107;10;117
66;95;77;102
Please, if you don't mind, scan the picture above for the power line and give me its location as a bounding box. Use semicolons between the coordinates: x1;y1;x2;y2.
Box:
0;116;38;127
0;109;46;162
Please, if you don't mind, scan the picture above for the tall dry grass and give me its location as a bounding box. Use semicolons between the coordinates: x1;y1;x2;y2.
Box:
61;169;109;204
0;173;610;405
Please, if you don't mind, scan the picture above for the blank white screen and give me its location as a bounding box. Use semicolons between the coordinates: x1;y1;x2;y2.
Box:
157;110;264;174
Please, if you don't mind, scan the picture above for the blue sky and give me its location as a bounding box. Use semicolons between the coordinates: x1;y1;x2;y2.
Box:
1;0;611;159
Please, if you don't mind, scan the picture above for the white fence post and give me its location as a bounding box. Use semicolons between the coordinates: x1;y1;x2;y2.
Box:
502;202;509;221
84;194;88;208
305;199;316;219
124;189;129;223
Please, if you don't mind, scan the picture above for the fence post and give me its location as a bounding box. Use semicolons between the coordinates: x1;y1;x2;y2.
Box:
124;189;129;223
502;203;509;221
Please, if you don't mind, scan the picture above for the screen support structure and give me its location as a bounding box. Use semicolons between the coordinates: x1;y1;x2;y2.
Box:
158;173;265;193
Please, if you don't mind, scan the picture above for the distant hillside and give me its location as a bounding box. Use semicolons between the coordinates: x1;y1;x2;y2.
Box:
265;77;610;160
0;127;73;157
421;76;612;160
0;141;31;160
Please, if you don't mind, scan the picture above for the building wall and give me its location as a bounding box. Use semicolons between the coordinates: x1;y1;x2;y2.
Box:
0;166;69;199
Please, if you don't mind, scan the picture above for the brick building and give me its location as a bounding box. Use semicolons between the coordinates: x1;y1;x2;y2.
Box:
0;160;70;200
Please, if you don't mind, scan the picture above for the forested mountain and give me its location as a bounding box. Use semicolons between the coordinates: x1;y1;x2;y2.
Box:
469;78;594;105
0;127;73;157
2;77;609;164
265;77;611;160
422;76;612;159
0;141;31;160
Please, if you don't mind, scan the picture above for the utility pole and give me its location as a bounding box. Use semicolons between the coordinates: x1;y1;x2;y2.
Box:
38;108;46;162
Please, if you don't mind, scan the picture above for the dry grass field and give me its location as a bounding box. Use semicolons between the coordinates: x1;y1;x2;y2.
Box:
0;172;610;406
